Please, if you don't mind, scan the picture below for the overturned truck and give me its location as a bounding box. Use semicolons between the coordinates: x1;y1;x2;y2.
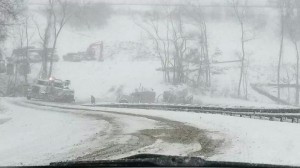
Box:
27;77;75;103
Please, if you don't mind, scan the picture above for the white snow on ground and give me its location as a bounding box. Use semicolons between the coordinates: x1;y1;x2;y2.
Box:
52;60;166;102
0;99;108;166
27;60;297;109
66;104;300;166
2;98;203;166
2;97;300;166
195;95;298;109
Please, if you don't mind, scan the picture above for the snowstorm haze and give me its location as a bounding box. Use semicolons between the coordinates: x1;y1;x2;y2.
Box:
2;0;300;167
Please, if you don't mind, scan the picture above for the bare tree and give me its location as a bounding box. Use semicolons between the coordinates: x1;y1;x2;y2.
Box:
38;0;53;79
18;16;31;84
0;0;24;96
35;0;70;79
230;0;254;99
135;7;187;84
137;6;211;87
169;8;189;84
281;63;295;103
134;9;171;82
0;0;22;43
48;0;71;78
185;5;211;87
285;0;300;105
277;0;286;100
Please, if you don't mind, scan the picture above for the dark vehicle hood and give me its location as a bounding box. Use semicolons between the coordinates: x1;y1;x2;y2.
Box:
48;154;296;167
2;154;297;167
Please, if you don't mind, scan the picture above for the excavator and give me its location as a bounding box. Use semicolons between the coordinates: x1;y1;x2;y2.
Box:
63;41;104;62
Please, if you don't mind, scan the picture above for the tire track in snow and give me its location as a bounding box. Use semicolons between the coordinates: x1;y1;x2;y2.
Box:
8;99;157;160
7;98;224;160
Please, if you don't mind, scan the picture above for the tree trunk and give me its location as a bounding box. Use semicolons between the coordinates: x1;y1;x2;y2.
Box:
277;7;284;99
48;36;57;78
238;22;245;97
295;42;299;105
41;8;52;79
203;22;210;87
25;18;29;84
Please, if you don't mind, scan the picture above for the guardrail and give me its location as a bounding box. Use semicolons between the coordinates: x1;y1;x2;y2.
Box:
84;103;300;124
25;100;300;124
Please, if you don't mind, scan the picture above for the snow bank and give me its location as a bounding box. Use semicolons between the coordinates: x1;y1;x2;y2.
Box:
0;98;105;166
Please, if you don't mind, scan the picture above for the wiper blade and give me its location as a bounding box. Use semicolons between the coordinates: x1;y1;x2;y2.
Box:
50;154;297;167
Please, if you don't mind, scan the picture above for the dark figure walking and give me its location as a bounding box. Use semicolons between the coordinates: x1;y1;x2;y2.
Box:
91;95;95;105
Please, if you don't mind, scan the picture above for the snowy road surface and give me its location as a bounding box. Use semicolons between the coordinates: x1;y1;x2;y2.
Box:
0;98;219;166
2;98;300;166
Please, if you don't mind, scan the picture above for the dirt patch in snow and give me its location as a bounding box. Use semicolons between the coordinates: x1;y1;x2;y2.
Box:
9;99;225;160
78;112;225;159
139;121;224;157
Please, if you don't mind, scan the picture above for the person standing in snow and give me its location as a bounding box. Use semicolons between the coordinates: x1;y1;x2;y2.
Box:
91;95;95;105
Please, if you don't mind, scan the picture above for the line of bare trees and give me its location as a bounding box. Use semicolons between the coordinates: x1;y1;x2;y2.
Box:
137;2;257;97
276;0;300;105
136;5;212;88
0;0;24;96
137;0;300;106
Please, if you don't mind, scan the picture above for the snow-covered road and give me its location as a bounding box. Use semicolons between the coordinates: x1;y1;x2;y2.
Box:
2;98;300;167
0;98;217;166
16;99;300;167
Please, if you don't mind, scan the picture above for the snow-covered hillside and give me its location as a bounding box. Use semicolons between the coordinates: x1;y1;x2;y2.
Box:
8;3;297;107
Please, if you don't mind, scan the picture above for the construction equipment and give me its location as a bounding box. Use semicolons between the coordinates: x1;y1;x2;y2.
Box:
26;77;75;103
62;52;83;62
63;41;104;62
12;46;59;63
86;41;104;61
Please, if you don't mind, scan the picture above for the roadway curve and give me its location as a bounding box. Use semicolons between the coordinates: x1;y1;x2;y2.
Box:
1;98;224;164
